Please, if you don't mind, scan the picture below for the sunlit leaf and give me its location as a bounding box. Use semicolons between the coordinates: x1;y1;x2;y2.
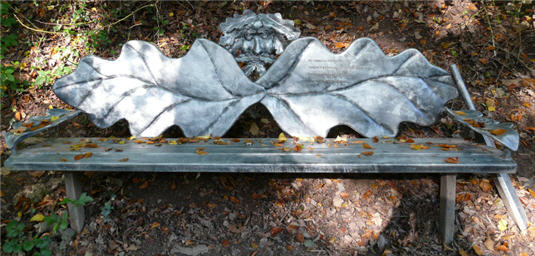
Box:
490;128;506;135
30;213;45;222
410;144;429;150
497;219;508;232
278;133;287;143
362;143;374;149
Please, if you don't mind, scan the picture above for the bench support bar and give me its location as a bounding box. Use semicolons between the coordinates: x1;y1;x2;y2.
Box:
495;173;528;231
439;174;456;244
65;172;85;233
451;64;528;231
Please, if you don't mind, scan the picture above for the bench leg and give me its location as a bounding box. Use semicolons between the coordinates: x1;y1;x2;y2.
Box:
494;173;528;231
439;175;456;244
65;172;85;233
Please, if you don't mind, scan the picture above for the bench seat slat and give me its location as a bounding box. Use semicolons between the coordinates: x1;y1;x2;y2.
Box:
5;138;515;173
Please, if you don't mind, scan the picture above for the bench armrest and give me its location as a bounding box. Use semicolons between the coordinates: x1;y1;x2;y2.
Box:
4;108;81;153
445;107;519;151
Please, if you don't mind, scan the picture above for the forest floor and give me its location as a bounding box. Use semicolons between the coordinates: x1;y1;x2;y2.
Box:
1;1;535;255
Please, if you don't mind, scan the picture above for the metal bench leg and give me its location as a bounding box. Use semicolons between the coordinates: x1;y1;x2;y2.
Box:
495;173;528;231
440;174;456;244
65;172;85;232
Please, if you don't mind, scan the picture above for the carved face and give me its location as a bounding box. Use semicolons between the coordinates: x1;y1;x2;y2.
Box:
218;11;300;76
227;24;282;56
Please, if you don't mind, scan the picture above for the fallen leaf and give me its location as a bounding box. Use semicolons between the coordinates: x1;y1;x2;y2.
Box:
438;144;457;149
11;126;27;134
455;111;467;116
195;147;208;155
151;222;160;229
28;171;45;177
30;213;45;222
60;158;68;162
232;138;240;143
495;243;508;253
139;181;149;189
249;122;260;135
458;248;469;256
479;58;489;64
15;111;21;121
74;154;85;161
484;237;495;251
410;144;429;150
278;133;287;143
23;122;33;128
490;129;506;135
497;219;508;231
361;151;374;156
222;240;229;247
252;193;266;200
334;42;350;48
334;135;347;143
444;157;458;164
520;253;529;256
119;158;129;162
85;143;98;148
479;179;492;192
271;227;283;236
472;245;483;255
362;143;374;149
229;196;240;204
84;152;93;158
340;192;350;199
528;188;535;197
296;233;305;243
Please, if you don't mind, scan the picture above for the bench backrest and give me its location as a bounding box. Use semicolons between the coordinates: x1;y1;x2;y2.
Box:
53;11;458;138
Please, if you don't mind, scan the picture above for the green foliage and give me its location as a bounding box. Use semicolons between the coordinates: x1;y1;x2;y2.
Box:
59;192;93;207
101;194;115;220
2;220;51;255
43;212;69;234
2;194;92;254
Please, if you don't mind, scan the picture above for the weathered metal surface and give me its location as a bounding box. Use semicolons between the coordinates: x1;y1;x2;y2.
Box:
257;37;458;137
53;39;265;138
4;109;81;152
450;64;527;231
445;108;519;151
219;10;300;76
65;172;85;233
449;64;519;151
439;174;456;244
5;138;516;173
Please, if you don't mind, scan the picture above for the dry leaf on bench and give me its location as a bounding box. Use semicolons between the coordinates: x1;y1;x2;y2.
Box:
444;157;458;164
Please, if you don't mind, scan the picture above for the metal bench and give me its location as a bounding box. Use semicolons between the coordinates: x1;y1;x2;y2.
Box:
4;11;527;244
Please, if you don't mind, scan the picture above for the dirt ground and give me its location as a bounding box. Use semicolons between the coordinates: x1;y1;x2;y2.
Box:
1;1;535;255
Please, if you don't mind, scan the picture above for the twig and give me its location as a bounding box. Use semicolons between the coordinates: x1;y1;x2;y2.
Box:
13;13;61;34
103;3;156;29
495;46;532;71
481;3;497;57
34;19;95;27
